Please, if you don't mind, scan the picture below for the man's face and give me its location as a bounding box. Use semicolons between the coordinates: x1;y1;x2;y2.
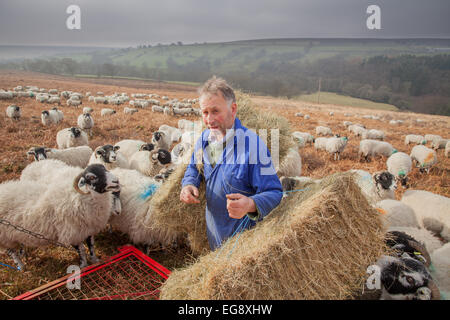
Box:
200;92;237;137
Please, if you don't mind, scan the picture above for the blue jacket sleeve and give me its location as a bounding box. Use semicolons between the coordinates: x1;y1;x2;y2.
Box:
247;137;283;221
181;135;204;189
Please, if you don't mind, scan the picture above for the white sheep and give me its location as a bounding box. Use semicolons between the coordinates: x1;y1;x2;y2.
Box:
83;107;93;114
109;168;180;251
66;98;82;107
292;131;314;147
0;164;120;269
446;140;450;158
386;152;412;187
431;138;448;151
77;113;94;136
430;243;450;299
349;169;396;205
114;139;154;161
47;96;61;105
101;108;116;116
314;137;329;151
343;121;353;127
304;114;310;120
359;139;396;161
124;107;138;115
375;199;420;228
276;147;302;178
410;145;437;173
88;145;129;170
152;131;172;150
171;142;192;165
6;105;21;120
361;129;385;140
405;134;426;146
20;158;69;182
325;136;348;160
26;146;93;168
173;107;193;116
424;134;442;143
401;190;450;242
158;124;182;144
50;107;64;123
56;127;89;149
151;105;164;113
315;126;332;136
129;149;172;177
348;124;367;137
94;96;108;104
41;110;60;126
178;119;195;132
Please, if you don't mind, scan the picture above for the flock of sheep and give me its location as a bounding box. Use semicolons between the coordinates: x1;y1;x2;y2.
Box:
1;82;449;300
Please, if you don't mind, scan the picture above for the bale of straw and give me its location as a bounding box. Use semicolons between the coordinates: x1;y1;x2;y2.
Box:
159;173;389;300
150;92;295;255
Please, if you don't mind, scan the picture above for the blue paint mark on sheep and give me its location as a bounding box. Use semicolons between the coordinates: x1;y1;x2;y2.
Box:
140;184;159;200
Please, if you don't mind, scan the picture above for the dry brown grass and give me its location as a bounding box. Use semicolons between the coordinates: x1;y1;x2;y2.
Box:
0;70;448;299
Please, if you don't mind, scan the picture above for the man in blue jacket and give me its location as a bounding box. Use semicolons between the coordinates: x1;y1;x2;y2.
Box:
180;76;283;250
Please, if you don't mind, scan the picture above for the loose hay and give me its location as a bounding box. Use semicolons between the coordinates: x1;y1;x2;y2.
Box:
150;92;295;255
159;173;389;300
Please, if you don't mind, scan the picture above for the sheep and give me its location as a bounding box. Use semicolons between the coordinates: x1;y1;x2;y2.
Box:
94;96;108;104
0;164;121;269
424;134;442;143
173;107;193;116
21;158;69;182
129;149;172;177
152;131;172;150
349;169;396;205
6;105;21;120
280;176;320;193
66;97;82;107
410;145;437;173
386;152;412;187
60;91;70;99
375;255;438;300
114;139;154;161
431;138;448;151
0;91;14;99
430;243;450;299
88;145;129;170
101;108;116;116
83;107;93;114
178;119;195;132
292;131;314;146
56;127;89;149
401;190;450;242
124;107;139;115
387;227;443;258
375;199;420;228
446;140;450;158
47;96;61;105
405;134;426;146
41;110;59;126
109;168;180;251
49;107;64;123
359;139;396;162
77;112;94;136
171;142;192;165
361;129;385;140
314;137;329;151
304;114;310;120
343;121;353;127
329;111;334;116
276;147;302;178
325;136;348;160
348;124;367;137
151;105;164;113
26;146;93;168
158;124;182;144
315;126;332;136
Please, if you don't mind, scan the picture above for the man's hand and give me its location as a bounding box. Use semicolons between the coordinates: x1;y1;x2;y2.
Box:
226;193;256;219
180;185;200;204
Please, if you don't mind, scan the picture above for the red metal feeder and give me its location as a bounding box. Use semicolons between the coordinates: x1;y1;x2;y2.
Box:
13;245;170;300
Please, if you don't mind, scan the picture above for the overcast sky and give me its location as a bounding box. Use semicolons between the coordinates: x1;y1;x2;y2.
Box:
1;0;449;47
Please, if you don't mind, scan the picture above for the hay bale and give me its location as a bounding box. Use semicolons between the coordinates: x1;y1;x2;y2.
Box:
150;92;295;255
159;173;388;300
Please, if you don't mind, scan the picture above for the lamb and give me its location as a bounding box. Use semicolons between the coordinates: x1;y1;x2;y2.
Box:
349;169;396;205
386;152;412;187
88;145;129;170
314;137;329;151
361;129;385;140
109;168;180;251
430;243;450;299
375;199;419;228
315;126;332;136
0;164;121;269
276;147;302;178
446;140;450;158
77;112;94;136
410;145;437;173
405;134;426;146
401;190;450;242
359;139;396;162
114;139;154;161
325;136;348;160
124;107;138;115
26;146;93;168
56;127;89;149
129;149;172;177
101;108;116;116
6;105;21;120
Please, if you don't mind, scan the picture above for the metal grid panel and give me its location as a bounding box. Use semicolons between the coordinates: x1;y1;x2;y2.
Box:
13;246;170;300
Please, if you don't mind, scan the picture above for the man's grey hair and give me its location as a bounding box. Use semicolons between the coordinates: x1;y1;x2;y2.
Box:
198;75;236;105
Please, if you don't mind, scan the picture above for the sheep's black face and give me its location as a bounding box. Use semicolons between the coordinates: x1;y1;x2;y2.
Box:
157;149;171;165
153;131;162;142
41;110;49;117
27;147;48;161
375;172;395;190
380;256;431;297
141;143;154;152
96;145;117;163
70;127;81;138
14;106;20;111
280;177;296;192
82;164;120;193
386;231;428;265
